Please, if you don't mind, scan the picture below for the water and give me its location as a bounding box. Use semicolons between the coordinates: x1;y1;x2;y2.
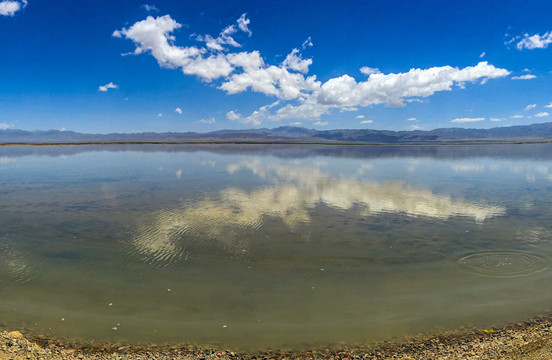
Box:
1;144;552;350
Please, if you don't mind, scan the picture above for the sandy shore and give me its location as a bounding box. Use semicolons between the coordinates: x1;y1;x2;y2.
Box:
1;315;552;360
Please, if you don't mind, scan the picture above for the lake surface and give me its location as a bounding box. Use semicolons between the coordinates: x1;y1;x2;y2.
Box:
1;144;552;350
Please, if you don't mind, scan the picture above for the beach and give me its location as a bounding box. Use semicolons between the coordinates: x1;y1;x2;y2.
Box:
1;315;552;360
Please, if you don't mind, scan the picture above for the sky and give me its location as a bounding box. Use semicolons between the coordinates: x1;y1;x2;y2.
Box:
1;0;552;133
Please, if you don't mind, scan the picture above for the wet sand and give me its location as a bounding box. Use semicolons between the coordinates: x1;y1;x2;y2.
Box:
1;315;552;359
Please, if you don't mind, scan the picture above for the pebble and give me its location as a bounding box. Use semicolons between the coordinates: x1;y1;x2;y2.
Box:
1;314;552;359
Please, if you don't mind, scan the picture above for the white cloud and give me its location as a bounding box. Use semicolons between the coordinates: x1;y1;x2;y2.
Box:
225;101;280;126
408;124;422;130
113;15;229;81
291;121;303;126
272;62;509;121
490;117;503;122
360;120;373;124
175;169;182;179
525;104;537;110
219;61;319;100
0;0;26;16
237;13;251;37
407;117;417;121
545;102;552;108
226;110;241;121
451;117;485;123
157;113;163;117
301;36;313;49
360;66;381;76
535;112;549;118
175;107;182;114
452;164;485;173
0;122;15;130
197;117;216;124
115;14;510;125
356;115;365;119
142;4;158;12
195;22;244;52
516;31;552;50
511;114;524;119
340;107;358;112
98;82;118;92
479;52;486;58
282;48;312;73
314;121;328;126
512;74;537;80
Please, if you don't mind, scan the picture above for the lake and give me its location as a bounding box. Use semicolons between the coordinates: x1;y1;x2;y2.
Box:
0;144;551;350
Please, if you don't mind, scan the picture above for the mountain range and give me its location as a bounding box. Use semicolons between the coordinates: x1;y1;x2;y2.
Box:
2;122;552;144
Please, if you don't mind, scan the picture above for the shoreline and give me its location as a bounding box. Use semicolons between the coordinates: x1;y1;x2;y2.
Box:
2;314;552;359
1;138;552;146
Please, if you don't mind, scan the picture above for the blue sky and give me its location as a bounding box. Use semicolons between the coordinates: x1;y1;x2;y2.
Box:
1;0;552;133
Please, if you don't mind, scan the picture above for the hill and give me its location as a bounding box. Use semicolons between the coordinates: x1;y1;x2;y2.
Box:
2;122;552;144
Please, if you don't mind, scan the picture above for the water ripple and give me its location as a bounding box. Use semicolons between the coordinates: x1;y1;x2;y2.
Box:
457;251;549;277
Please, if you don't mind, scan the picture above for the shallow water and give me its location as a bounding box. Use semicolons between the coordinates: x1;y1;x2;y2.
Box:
1;144;552;350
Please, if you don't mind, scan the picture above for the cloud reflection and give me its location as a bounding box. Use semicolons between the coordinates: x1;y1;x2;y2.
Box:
134;160;505;264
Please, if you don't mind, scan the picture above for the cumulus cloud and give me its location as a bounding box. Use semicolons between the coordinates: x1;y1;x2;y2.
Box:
225;101;280;126
0;0;26;16
197;117;216;124
535;112;549;118
98;82;118;92
356;115;365;119
525;104;537;110
270;62;509;121
451;117;485;123
175;107;182;114
360;67;381;75
407;117;417;121
516;31;552;50
490;117;503;122
226;110;241;121
282;48;312;73
545;102;552;108
314;121;328;126
360;120;373;124
0;122;15;130
512;74;537;80
511;114;524;119
115;14;510;125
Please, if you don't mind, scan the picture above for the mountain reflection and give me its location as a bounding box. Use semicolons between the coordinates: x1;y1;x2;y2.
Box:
133;160;505;263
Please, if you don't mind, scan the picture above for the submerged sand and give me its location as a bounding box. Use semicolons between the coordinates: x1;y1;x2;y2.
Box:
1;315;552;360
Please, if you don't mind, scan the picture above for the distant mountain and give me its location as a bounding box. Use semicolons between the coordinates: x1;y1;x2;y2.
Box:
2;122;552;144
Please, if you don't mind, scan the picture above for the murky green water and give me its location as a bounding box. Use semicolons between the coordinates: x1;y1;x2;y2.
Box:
1;144;552;350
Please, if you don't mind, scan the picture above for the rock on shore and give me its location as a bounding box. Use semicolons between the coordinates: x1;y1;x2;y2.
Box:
1;317;552;359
